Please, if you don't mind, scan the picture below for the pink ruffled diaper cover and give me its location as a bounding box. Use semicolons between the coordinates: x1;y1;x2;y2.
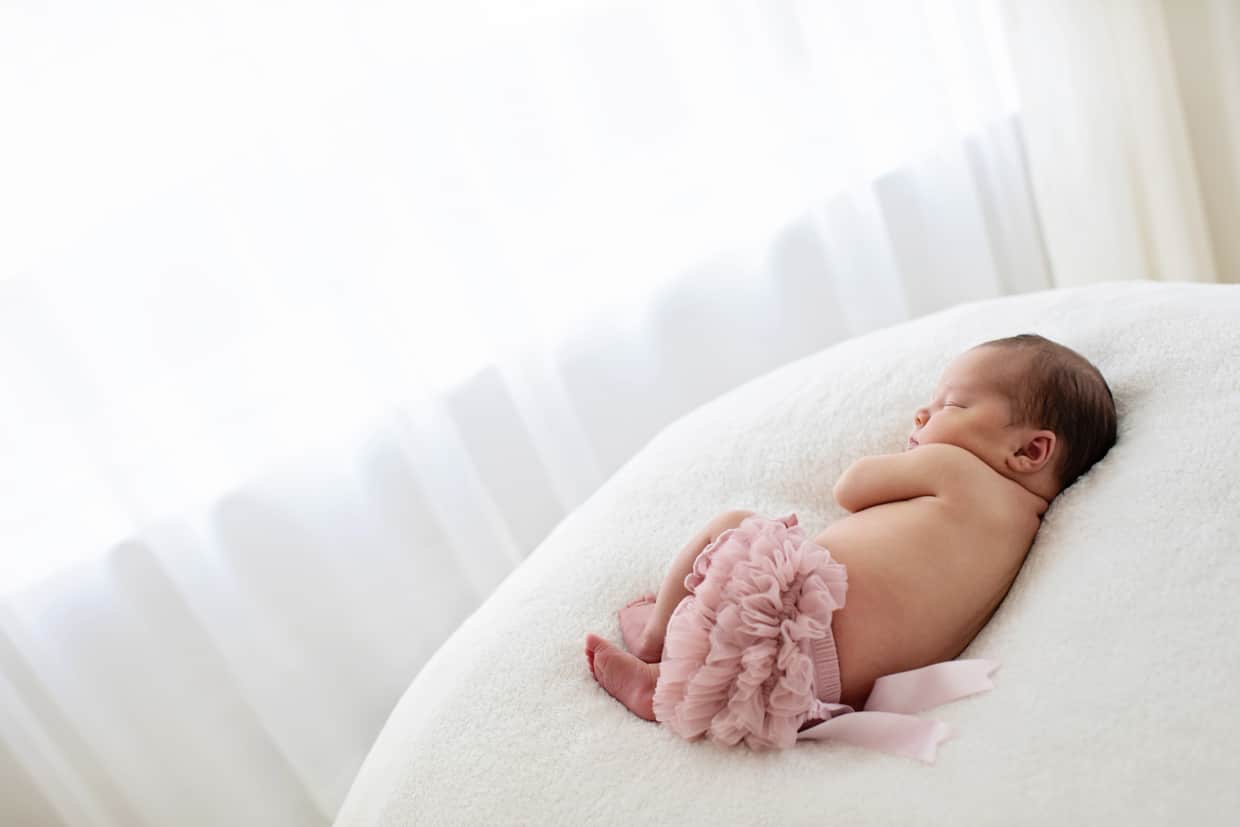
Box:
648;512;998;763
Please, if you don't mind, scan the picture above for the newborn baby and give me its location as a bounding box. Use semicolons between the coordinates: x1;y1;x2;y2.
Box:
584;333;1117;754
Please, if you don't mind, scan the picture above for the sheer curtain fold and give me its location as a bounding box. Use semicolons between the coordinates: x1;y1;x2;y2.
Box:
8;1;1211;824
998;0;1239;285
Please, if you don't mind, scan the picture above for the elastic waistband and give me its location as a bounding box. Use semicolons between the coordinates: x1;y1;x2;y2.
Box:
810;626;842;704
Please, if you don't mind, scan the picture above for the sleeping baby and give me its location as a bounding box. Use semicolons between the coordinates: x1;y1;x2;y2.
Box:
584;333;1117;759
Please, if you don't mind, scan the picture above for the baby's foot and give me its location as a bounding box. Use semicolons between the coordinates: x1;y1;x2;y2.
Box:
618;594;663;663
585;633;658;721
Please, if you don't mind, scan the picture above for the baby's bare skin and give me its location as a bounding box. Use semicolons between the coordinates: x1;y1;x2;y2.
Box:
821;444;1045;708
822;345;1055;708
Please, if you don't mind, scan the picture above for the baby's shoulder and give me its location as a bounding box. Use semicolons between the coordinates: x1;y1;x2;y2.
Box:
911;443;988;476
917;444;1017;502
933;449;1042;527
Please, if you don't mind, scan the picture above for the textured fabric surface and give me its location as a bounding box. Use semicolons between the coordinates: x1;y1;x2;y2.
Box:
335;282;1240;826
651;512;848;750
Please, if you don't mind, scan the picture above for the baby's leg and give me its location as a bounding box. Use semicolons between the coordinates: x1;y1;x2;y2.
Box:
630;509;754;661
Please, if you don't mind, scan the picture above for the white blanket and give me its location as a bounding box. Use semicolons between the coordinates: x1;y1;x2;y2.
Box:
336;281;1240;826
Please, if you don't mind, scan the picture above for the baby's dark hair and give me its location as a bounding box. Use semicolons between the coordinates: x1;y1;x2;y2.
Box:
975;334;1117;492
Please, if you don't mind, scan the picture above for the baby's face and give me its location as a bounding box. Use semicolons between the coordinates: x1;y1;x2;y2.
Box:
908;346;1019;470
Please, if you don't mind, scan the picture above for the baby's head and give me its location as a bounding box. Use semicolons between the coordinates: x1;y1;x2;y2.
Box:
910;334;1117;500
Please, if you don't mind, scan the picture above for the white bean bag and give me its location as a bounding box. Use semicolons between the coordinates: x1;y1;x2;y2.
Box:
336;281;1240;826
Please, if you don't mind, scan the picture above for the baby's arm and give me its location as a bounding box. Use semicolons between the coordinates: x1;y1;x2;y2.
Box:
833;443;966;512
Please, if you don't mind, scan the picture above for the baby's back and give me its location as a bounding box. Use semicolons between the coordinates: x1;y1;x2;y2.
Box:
816;445;1044;708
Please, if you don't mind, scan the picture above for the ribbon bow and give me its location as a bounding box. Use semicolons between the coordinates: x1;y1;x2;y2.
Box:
797;659;1000;763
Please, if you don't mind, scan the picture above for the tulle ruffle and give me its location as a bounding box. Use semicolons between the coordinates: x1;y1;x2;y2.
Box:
651;513;848;750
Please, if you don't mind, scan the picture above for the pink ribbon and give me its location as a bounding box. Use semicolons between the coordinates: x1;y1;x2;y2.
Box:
796;659;1000;763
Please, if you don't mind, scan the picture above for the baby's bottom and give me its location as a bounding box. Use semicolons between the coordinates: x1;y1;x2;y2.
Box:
625;509;755;662
650;511;846;749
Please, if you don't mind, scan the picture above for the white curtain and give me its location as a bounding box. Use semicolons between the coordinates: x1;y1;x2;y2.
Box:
0;0;1136;824
1000;0;1240;285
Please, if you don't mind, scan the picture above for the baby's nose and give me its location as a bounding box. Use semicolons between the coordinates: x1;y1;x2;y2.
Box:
913;408;928;427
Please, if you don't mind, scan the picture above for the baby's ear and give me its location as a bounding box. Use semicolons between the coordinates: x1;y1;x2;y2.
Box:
1010;430;1056;473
